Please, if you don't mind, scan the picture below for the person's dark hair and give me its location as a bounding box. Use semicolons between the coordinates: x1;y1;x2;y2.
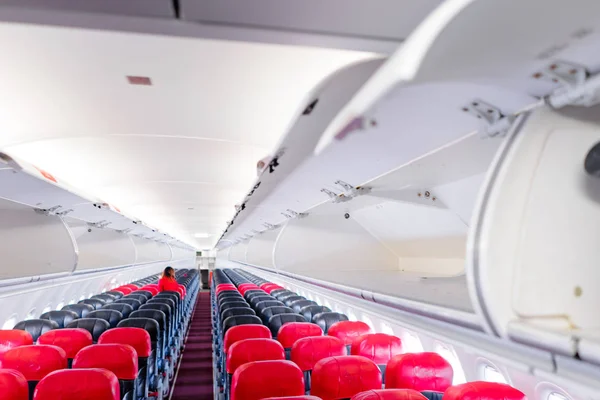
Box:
163;266;175;279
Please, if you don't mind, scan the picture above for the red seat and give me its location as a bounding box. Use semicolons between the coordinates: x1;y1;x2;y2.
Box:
1;345;67;382
443;382;526;400
0;369;28;400
178;284;187;298
227;339;285;375
141;286;159;296
98;327;152;357
122;284;139;292
217;286;238;295
37;329;93;361
224;324;272;353
385;353;453;392
278;323;323;352
311;356;382;400
0;330;33;359
113;287;133;295
33;368;120;400
328;321;372;348
351;334;402;379
291;336;346;371
263;397;322;400
238;283;259;293
261;283;284;294
230;360;304;400
73;344;138;398
352;389;428;400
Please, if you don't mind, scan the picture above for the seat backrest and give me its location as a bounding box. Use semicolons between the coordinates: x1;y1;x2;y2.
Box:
105;291;125;299
255;300;285;315
443;382;526;400
130;310;166;332
311;356;382;400
33;368;120;400
223;324;272;353
243;290;267;300
300;306;332;323
220;301;252;313
37;328;93;359
62;304;94;318
141;286;159;296
222;315;263;336
420;392;444;400
268;288;289;297
117;318;160;347
1;345;67;381
291;336;346;371
66;318;110;342
277;323;323;349
102;303;134;318
39;310;79;329
0;330;33;358
385;353;453;392
231;360;305;400
249;295;276;308
87;310;123;328
268;314;307;338
222;308;257;322
73;344;138;381
112;287;133;295
312;312;348;335
99;327;152;358
290;300;318;314
262;397;321;400
320;318;363;339
113;298;142;311
273;291;297;301
13;319;58;342
132;290;153;300
226;338;285;374
351;334;402;371
0;368;28;400
283;296;305;308
124;294;148;305
79;298;106;310
140;303;172;323
91;294;117;304
260;306;295;325
351;389;428;400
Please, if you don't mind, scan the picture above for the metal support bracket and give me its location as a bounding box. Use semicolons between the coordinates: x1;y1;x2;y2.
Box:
461;99;515;138
335;180;371;197
533;61;600;108
88;220;111;229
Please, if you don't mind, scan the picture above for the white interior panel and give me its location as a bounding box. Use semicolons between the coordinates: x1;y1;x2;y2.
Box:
66;218;137;270
131;235;165;263
0;198;76;280
229;241;249;264
245;227;280;269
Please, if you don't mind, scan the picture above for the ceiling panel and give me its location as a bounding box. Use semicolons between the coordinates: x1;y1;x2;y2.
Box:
0;0;175;18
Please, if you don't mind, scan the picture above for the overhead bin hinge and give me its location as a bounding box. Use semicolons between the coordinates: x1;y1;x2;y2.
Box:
263;223;277;230
534;61;600;108
321;181;370;204
88;220;111;229
117;228;133;234
281;209;307;219
321;188;351;203
56;209;73;216
34;205;64;216
461;99;515;138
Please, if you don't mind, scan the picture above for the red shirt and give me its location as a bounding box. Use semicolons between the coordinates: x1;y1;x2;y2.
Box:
158;277;179;293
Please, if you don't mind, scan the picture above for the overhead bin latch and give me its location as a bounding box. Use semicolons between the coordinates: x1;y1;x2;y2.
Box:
534;61;600;108
88;220;111;229
281;209;307;219
461;99;515;138
321;181;370;204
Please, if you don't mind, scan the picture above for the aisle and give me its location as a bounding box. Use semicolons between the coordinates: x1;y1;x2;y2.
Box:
171;291;214;400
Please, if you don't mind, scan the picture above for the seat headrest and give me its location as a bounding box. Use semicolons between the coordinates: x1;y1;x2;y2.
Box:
328;321;371;345
73;344;138;380
290;336;346;371
311;313;349;334
255;300;285;313
311;356;382;400
385;353;452;392
124;294;148;305
222;315;263;335
117;318;160;343
0;368;28;400
443;382;526;400
227;338;285;374
141;286;159;296
37;328;93;358
112;287;133;295
90;294;116;304
222;308;257;322
87;310;123;328
98;327;152;358
277;323;323;349
105;291;125;299
129;310;166;330
268;314;308;338
250;296;276;307
140;303;172;318
33;368;120;400
66;318;110;342
62;304;94;318
39;310;79;329
78;299;106;310
300;305;332;323
260;306;295;323
224;324;272;353
113;298;142;310
262;397;321;400
133;290;153;300
13;319;59;342
290;300;318;314
283;296;306;307
0;329;33;357
351;389;428;400
244;290;268;300
148;298;175;310
101;303;134;318
231;360;305;400
1;345;67;380
351;334;402;365
220;300;250;310
420;391;444;400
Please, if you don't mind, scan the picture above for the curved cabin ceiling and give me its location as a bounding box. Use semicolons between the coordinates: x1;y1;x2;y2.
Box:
0;22;379;249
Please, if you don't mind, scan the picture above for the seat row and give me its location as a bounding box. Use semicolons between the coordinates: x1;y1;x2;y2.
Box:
0;268;199;400
211;268;527;400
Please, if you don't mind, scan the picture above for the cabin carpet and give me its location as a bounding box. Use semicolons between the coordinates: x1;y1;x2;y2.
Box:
171;291;213;400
